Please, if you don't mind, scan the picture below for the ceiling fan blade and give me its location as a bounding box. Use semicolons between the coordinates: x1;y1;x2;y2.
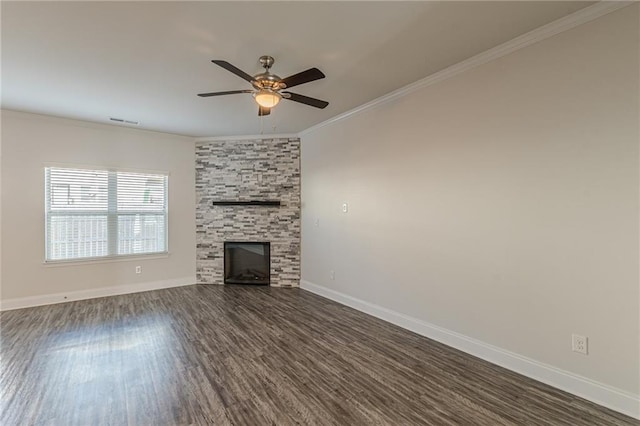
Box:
258;106;271;116
282;92;329;109
279;68;325;89
211;60;255;83
197;90;253;97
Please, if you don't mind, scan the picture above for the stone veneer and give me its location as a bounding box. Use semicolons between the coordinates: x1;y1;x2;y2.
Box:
195;137;300;287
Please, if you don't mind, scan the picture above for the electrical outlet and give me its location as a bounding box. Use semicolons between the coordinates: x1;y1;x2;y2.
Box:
135;266;142;274
330;270;335;280
314;218;320;227
572;334;588;355
342;203;348;213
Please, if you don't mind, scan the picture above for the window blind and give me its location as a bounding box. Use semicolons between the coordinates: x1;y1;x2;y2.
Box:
45;167;168;261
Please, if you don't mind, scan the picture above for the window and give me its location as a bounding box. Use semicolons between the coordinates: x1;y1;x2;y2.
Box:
45;167;168;262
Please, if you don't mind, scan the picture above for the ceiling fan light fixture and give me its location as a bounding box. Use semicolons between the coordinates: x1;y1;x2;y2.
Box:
199;57;328;116
254;89;281;108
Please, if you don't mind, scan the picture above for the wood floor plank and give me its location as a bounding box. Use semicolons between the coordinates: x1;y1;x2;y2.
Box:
1;285;638;425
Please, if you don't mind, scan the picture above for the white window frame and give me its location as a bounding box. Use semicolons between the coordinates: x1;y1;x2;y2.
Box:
44;166;169;263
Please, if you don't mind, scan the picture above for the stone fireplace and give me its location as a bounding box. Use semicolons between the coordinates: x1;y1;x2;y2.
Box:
195;137;300;287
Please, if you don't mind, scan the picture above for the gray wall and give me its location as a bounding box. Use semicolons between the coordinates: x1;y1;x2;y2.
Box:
195;138;301;287
300;6;639;398
0;111;196;302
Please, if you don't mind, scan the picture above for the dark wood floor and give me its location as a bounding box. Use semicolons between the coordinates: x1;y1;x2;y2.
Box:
1;285;637;425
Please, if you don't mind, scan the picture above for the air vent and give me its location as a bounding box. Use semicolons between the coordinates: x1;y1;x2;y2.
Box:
109;117;139;125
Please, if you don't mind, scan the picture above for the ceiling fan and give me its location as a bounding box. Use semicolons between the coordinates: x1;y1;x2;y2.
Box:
198;55;329;116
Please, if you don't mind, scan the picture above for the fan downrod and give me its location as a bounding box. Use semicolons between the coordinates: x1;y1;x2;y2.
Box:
259;55;275;71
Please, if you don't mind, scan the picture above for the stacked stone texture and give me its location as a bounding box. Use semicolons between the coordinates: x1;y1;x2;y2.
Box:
195;138;300;287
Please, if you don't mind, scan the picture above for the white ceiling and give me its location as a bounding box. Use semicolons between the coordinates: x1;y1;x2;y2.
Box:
1;1;593;138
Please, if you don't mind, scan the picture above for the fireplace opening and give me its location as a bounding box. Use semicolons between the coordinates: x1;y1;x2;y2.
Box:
224;242;270;285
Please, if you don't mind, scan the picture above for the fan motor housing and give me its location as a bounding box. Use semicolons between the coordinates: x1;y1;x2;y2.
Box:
253;72;285;90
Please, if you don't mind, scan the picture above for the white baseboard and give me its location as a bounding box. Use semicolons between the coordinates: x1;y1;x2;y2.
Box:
300;280;640;420
0;276;197;311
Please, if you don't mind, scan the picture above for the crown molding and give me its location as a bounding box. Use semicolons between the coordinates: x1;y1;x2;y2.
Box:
195;133;300;143
299;1;633;138
1;109;194;139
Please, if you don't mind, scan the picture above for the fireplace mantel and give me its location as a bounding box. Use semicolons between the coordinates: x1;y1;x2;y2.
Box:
211;200;281;207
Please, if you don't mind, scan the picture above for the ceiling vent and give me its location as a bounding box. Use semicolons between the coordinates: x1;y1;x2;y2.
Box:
109;117;139;125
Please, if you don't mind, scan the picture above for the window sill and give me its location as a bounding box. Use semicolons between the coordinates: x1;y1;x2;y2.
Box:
43;252;170;267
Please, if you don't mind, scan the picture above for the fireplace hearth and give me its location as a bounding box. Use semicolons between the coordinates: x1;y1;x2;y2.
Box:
224;242;270;285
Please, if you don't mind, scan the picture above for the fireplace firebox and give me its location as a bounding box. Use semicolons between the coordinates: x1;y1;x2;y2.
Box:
224;242;270;285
